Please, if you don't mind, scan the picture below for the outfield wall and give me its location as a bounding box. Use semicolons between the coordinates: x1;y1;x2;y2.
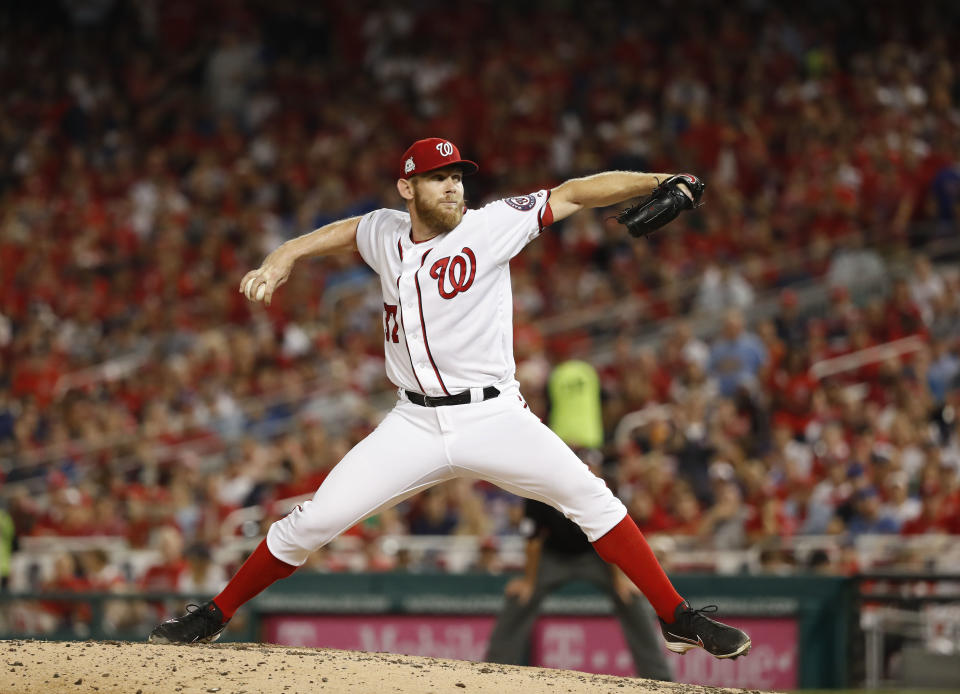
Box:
250;573;853;689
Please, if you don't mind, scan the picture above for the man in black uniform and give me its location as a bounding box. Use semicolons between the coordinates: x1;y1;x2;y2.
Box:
485;496;672;680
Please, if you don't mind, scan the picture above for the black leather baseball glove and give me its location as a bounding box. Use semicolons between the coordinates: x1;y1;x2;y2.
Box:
617;174;705;238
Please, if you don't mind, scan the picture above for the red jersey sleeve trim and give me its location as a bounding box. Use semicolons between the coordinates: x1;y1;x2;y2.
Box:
538;192;554;232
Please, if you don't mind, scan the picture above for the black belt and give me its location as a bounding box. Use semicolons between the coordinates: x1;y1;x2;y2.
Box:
405;386;500;407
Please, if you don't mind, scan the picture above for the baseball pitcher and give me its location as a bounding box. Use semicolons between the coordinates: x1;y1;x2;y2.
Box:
149;138;750;663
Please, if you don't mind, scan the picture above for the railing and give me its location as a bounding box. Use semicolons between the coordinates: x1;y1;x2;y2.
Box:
10;533;960;595
613;331;933;445
53;352;151;397
809;335;928;381
856;573;960;689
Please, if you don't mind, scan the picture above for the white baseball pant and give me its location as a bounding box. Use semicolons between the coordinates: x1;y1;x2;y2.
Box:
266;386;628;566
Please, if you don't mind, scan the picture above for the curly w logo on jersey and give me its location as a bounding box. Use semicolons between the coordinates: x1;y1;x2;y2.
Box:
430;247;476;299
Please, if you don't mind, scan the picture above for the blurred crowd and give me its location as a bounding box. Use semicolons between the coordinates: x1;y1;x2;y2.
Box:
1;0;960;608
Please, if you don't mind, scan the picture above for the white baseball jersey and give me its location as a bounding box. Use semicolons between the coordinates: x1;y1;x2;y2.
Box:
355;190;553;396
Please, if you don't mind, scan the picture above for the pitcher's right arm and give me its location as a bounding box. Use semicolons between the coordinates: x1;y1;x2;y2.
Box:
240;216;362;305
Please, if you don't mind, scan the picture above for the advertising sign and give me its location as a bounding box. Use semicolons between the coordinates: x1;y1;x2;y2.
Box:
262;614;797;688
532;616;797;689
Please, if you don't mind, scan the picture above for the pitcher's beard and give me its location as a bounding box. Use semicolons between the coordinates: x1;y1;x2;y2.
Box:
414;195;463;234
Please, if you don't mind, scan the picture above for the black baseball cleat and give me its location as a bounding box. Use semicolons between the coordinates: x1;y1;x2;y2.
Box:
149;601;230;644
660;601;751;659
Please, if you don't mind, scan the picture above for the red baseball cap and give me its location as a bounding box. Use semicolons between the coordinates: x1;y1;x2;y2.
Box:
400;138;478;179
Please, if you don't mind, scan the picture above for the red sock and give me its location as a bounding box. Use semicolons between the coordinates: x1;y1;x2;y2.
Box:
592;515;684;622
212;539;297;620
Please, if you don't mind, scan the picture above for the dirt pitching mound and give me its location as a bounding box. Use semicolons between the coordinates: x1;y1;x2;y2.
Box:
1;639;770;694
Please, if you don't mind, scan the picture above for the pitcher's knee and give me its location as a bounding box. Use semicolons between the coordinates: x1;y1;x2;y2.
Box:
265;501;343;566
266;523;311;567
566;491;627;543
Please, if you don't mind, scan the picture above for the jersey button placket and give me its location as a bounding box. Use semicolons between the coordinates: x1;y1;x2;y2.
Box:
399;251;433;393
